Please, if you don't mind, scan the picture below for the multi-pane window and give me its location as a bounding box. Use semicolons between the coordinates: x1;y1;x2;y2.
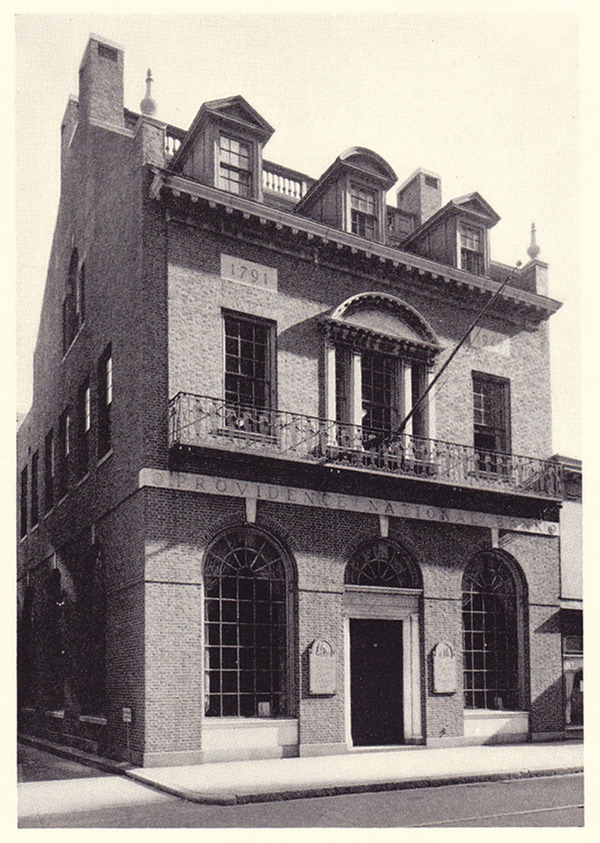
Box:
224;314;272;410
63;249;79;353
30;451;39;528
345;540;419;589
204;528;290;718
98;345;112;457
57;408;70;501
20;466;28;538
44;429;54;512
77;380;91;478
361;351;398;436
76;263;85;327
472;373;511;471
460;225;484;275
462;552;521;710
218;135;252;197
350;185;377;240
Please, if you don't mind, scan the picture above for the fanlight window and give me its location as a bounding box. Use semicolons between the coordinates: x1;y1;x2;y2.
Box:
345;540;418;588
462;552;521;711
204;528;290;718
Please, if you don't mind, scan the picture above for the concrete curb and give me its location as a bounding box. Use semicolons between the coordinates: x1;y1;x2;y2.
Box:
123;765;584;807
18;734;131;776
18;735;583;808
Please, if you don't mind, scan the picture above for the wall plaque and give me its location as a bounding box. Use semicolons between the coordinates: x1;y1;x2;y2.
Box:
309;638;336;695
221;253;278;290
433;640;457;694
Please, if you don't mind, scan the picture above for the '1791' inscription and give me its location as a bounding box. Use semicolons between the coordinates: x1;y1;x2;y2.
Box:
221;254;278;290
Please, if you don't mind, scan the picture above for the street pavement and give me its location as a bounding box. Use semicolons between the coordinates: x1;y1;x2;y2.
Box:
17;745;583;828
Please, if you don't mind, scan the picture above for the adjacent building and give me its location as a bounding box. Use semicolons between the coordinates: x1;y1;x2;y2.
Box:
17;35;577;766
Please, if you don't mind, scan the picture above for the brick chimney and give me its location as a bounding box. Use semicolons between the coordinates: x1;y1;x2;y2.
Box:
396;169;442;225
78;34;125;128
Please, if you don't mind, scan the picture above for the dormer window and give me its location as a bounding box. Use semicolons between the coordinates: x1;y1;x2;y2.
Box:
460;224;484;275
218;135;252;197
350;185;377;240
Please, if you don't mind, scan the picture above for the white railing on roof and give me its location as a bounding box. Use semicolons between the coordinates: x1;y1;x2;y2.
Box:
263;168;306;200
165;133;182;159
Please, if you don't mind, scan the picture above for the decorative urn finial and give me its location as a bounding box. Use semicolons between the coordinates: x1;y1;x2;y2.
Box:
140;68;157;117
527;221;540;260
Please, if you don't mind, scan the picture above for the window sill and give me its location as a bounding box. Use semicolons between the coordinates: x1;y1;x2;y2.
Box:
79;714;107;726
203;717;298;728
97;449;113;467
463;709;528;718
45;710;65;719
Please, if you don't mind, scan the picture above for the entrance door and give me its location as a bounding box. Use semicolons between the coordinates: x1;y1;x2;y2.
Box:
349;618;403;746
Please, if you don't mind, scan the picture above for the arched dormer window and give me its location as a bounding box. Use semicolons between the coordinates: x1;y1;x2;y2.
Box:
295;147;397;243
63;249;85;354
323;292;441;448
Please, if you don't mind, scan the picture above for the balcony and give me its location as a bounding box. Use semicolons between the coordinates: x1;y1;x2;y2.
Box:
168;393;564;499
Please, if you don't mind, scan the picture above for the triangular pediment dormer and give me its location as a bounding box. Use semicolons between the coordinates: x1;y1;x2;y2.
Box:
451;192;500;226
201;95;275;138
170;95;274;201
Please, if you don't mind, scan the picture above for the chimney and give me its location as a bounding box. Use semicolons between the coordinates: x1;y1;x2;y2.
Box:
78;34;125;128
396;169;442;225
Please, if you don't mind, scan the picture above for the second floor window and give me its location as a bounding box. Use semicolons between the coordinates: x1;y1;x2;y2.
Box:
30;451;39;528
98;346;112;458
77;380;91;478
218;135;252;197
460;225;484;275
224;313;273;410
473;372;511;471
350;185;377;240
20;466;27;538
44;429;54;512
57;408;71;500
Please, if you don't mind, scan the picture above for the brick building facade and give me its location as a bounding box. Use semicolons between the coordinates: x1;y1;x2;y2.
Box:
17;35;575;766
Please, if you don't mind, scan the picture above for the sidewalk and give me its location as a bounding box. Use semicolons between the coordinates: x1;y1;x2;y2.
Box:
125;741;583;805
18;733;583;806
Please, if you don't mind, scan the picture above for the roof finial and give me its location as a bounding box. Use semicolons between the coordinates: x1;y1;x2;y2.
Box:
527;221;540;260
140;68;157;117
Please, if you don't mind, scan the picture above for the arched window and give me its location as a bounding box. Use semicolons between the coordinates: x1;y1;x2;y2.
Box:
462;551;523;711
345;539;420;589
325;293;441;449
204;527;291;718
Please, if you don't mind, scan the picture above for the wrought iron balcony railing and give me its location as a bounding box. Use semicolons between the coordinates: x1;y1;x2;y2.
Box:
168;393;564;499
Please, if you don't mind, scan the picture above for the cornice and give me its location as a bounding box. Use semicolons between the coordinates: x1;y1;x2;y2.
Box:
151;170;562;320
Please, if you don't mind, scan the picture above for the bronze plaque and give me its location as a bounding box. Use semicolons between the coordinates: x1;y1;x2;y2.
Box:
309;638;336;695
433;640;457;694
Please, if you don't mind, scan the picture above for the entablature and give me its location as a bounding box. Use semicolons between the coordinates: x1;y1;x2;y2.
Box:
150;168;562;322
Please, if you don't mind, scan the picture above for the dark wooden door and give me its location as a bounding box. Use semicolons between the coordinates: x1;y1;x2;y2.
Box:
350;618;403;746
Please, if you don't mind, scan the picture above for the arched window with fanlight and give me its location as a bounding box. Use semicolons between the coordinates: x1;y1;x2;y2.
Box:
203;527;294;719
324;293;441;454
462;551;526;711
345;539;421;590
